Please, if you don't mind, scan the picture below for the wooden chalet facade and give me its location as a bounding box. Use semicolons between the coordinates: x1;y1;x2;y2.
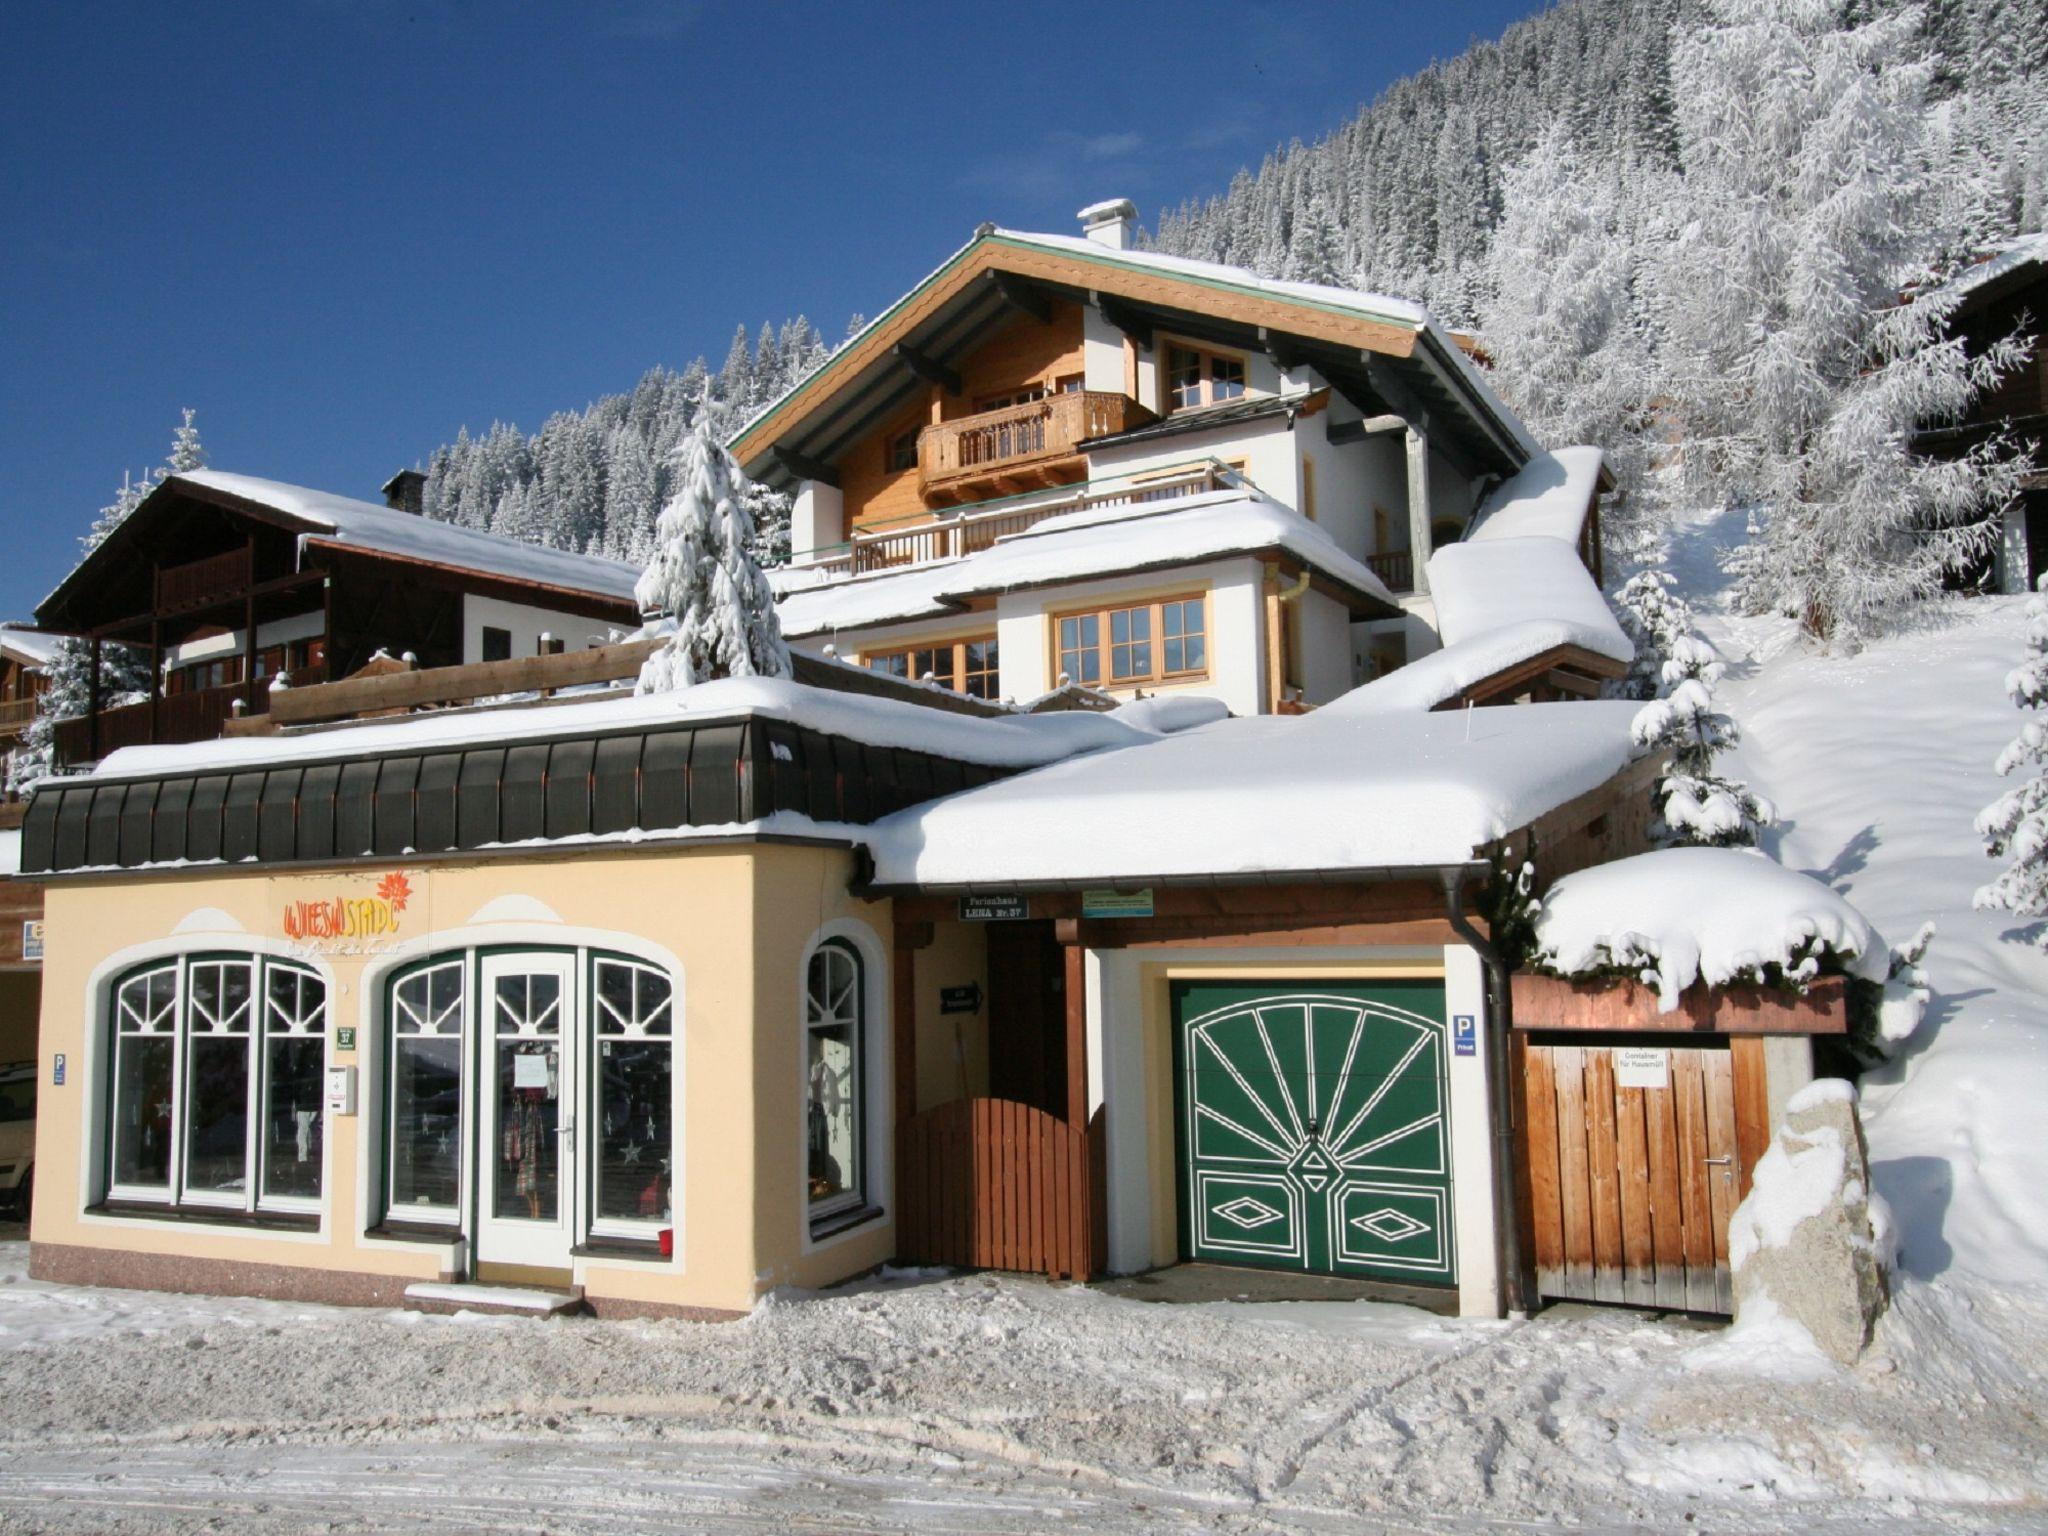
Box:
739;202;1607;718
33;471;642;770
0;629;58;751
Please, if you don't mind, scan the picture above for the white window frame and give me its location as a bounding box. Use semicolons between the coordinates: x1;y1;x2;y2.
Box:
588;953;677;1242
383;956;470;1229
803;939;868;1228
104;952;329;1216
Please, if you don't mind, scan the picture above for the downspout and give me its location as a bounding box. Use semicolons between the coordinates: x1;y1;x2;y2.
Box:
1441;863;1532;1319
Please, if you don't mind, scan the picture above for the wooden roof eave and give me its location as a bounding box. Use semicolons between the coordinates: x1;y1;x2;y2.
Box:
730;235;1427;480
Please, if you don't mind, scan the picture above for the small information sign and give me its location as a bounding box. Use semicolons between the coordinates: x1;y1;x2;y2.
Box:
51;1053;65;1087
940;983;984;1015
20;921;42;963
1081;888;1154;919
959;892;1029;922
1615;1046;1670;1091
335;1026;357;1052
1452;1014;1478;1058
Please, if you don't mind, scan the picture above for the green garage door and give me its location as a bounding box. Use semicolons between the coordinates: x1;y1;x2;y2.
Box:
1172;979;1455;1286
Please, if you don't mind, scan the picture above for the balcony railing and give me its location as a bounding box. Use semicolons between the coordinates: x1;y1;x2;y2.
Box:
155;546;253;612
834;463;1229;577
919;391;1153;502
1366;549;1414;593
51;678;284;769
0;698;35;738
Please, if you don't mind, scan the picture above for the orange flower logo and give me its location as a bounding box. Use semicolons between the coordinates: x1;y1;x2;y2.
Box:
376;871;412;913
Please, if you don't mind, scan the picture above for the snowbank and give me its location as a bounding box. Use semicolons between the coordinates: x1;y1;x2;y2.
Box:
91;674;1211;781
1533;847;1889;1010
1428;537;1633;665
169;470;643;604
867;699;1643;886
777;489;1393;639
1466;446;1604;544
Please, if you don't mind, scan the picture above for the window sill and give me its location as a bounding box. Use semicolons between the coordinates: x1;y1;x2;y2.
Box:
573;1236;667;1262
88;1201;320;1233
809;1203;884;1242
364;1220;462;1245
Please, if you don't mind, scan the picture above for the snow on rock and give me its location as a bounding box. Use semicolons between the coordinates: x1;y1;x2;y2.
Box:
166;470;643;604
868;699;1642;887
1724;1080;1891;1367
776;488;1392;640
1533;847;1889;1011
1428;535;1633;665
1466;446;1605;544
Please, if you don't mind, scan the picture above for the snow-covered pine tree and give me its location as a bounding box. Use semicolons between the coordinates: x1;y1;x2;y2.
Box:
1658;0;2033;646
1630;632;1774;846
636;407;792;693
1974;575;2048;940
1610;568;1693;700
168;408;206;474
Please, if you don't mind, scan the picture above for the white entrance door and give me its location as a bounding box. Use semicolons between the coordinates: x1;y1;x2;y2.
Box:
474;952;578;1275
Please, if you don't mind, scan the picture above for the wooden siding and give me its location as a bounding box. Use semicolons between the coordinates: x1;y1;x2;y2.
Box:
895;1097;1099;1281
841;303;1087;533
1512;973;1848;1035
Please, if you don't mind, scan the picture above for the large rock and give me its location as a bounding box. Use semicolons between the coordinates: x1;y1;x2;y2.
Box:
1728;1079;1891;1365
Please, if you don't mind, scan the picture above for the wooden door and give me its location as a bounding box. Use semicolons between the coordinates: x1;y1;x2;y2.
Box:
987;921;1065;1115
1519;1035;1765;1314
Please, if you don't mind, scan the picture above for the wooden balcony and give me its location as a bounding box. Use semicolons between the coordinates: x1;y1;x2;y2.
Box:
845;463;1226;576
51;678;285;769
919;391;1153;506
154;546;254;612
1366;549;1414;593
0;697;34;740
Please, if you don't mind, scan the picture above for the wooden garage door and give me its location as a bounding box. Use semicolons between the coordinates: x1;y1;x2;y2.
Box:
1519;1036;1766;1314
1172;980;1455;1287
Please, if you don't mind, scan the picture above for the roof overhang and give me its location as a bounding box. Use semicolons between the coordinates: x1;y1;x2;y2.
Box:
730;232;1530;492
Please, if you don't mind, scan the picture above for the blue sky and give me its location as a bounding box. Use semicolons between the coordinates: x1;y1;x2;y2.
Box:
0;0;1538;621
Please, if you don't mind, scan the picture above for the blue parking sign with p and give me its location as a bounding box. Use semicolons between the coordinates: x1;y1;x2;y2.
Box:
1452;1015;1477;1058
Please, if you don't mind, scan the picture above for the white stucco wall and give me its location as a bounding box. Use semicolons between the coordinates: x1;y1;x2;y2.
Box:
461;594;622;663
166;609;326;667
1082;306;1127;393
1087;414;1299;505
791;481;845;565
1295;588;1356;702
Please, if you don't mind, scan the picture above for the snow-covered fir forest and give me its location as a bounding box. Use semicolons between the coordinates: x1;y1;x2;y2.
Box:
402;0;2045;578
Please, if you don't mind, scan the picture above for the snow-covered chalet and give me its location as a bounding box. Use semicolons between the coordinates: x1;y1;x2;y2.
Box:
16;205;1850;1324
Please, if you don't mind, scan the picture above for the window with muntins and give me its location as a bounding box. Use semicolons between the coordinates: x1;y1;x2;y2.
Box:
592;956;674;1234
866;637;999;698
805;941;865;1224
387;958;465;1222
1165;343;1248;410
106;955;327;1213
1058;595;1207;687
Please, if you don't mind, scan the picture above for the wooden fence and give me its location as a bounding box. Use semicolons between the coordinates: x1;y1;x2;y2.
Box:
896;1097;1101;1281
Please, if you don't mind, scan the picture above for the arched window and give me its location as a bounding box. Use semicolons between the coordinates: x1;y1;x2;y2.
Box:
804;940;865;1224
386;957;465;1222
106;954;327;1213
591;955;674;1236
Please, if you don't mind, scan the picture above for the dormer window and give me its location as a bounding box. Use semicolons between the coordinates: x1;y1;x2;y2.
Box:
1166;344;1247;410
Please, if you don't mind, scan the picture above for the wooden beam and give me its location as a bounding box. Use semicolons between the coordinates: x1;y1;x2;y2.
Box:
269;635;661;725
1260;327;1310;373
1093;294;1152;348
892;342;961;396
772;445;840;490
1327;414;1407;446
990;271;1052;325
1063;939;1087;1126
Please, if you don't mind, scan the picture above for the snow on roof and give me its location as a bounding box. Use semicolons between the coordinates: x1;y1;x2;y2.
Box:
171;471;643;604
88;675;1204;783
1927;232;2048;308
1428;536;1632;666
776;488;1394;639
865;700;1644;888
0;625;64;669
1328;620;1612;716
1534;847;1890;1011
1467;447;1604;545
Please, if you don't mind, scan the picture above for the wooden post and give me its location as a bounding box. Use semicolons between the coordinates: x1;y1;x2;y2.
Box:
1405;426;1433;597
1263;571;1285;716
1061;937;1087;1128
147;616;161;744
242;536;259;714
86;634;102;762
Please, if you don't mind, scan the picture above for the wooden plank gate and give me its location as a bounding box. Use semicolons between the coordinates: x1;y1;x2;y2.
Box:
896;1097;1101;1281
1517;1037;1768;1314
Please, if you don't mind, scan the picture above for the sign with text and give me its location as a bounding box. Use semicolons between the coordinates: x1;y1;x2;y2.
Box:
335;1026;357;1053
958;892;1029;922
283;871;414;956
1452;1014;1477;1058
20;921;41;963
1614;1046;1670;1091
51;1053;64;1087
1081;888;1154;919
940;983;984;1015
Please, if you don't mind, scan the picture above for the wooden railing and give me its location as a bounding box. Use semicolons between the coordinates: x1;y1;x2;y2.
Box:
895;1097;1102;1281
155;546;252;612
52;680;274;767
0;698;34;736
1367;549;1415;592
845;463;1228;576
919;391;1152;499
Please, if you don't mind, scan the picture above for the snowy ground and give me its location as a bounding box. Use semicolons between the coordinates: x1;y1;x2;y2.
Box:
6;538;2048;1531
0;1227;2043;1532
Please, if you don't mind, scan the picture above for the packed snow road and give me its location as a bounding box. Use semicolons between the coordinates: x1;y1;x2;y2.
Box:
0;1238;2042;1533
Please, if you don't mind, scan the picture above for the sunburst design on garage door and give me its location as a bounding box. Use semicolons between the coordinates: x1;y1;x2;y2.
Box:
1175;985;1455;1285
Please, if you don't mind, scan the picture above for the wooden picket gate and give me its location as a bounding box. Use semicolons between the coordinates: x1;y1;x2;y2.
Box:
896;1097;1100;1281
1517;1037;1768;1314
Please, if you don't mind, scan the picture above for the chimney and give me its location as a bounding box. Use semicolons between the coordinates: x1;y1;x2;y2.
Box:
381;468;426;515
1077;198;1137;251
